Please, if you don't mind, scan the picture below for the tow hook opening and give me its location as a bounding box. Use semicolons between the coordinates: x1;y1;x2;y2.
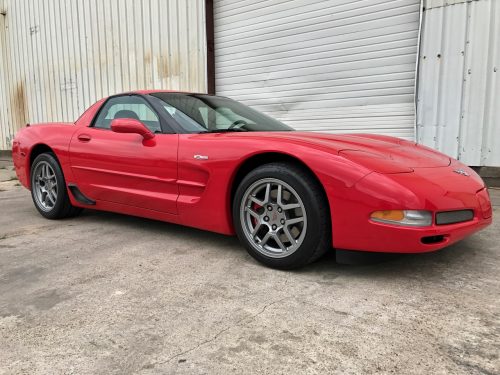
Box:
421;235;446;245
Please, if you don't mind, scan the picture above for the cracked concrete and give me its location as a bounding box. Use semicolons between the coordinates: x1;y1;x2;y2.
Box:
159;296;290;367
0;177;499;374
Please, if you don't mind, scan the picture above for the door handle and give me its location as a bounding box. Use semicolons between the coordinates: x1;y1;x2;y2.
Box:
78;134;92;142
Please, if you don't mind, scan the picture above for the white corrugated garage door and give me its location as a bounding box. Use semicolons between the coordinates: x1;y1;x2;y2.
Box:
214;0;421;139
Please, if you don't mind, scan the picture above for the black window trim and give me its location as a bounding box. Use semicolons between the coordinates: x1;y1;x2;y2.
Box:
90;93;177;134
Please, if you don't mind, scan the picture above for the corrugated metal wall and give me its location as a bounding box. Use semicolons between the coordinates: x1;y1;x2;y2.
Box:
214;0;421;139
417;0;500;166
0;0;207;150
0;0;11;150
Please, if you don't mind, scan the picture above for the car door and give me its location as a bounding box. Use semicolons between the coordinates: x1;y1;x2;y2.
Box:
69;94;179;214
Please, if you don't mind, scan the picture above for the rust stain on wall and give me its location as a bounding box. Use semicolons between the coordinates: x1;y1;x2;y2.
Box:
144;52;151;65
170;55;180;77
12;81;28;129
158;56;169;79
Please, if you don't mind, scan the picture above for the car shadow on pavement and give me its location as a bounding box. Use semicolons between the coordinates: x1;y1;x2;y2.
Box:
298;238;483;283
75;208;485;284
77;208;243;250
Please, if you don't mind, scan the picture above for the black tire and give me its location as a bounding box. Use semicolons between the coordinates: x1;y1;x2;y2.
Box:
233;162;331;269
30;153;83;219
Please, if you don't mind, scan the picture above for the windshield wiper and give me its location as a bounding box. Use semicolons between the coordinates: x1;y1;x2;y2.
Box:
199;128;249;133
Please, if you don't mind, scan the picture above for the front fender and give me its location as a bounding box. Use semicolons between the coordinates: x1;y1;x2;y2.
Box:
176;133;373;235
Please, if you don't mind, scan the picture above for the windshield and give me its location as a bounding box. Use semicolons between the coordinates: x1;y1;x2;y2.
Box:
150;93;294;133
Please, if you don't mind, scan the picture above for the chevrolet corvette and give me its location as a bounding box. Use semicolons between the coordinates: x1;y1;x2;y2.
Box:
12;91;492;269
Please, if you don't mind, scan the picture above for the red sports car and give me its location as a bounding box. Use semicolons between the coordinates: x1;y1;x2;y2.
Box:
12;91;492;269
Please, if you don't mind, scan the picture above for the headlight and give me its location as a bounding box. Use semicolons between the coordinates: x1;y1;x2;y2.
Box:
370;210;432;227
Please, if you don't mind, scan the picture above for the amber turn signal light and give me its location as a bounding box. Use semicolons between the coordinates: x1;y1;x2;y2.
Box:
371;210;405;221
370;210;432;227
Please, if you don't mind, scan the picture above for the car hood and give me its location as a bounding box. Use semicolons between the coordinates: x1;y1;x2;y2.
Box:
231;132;451;174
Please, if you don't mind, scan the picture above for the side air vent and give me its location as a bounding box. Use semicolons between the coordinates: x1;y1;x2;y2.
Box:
68;184;96;205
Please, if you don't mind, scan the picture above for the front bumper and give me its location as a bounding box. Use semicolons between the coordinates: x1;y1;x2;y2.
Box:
329;164;492;253
353;207;491;253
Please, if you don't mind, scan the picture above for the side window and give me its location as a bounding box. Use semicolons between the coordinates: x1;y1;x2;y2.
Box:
162;102;206;132
93;96;162;133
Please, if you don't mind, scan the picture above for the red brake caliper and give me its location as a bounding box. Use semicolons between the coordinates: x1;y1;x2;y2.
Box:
251;202;261;227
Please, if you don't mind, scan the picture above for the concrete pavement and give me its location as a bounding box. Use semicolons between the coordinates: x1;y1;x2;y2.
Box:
0;171;499;374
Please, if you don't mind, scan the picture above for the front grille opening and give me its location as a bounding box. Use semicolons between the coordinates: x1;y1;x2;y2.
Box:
421;235;445;245
436;210;474;225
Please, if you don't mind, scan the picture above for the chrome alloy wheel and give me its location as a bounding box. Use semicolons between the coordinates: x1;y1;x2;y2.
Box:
240;178;307;258
33;161;58;212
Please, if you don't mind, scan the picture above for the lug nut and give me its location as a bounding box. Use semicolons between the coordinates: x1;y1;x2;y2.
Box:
264;216;269;222
272;224;277;230
280;219;285;225
277;207;282;213
267;205;273;211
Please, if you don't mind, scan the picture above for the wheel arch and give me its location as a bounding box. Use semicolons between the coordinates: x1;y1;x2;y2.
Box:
27;144;56;188
229;152;331;221
30;143;55;166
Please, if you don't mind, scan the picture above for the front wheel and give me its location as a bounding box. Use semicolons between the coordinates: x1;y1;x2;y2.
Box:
233;162;331;269
31;153;82;219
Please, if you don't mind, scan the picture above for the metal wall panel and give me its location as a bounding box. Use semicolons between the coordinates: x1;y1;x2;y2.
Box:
0;0;12;150
214;0;421;139
0;0;207;150
417;0;500;166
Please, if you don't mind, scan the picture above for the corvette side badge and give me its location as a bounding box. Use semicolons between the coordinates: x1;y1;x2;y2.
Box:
194;155;209;160
453;169;469;176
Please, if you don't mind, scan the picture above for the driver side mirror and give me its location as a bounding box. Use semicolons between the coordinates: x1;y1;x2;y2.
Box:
110;118;155;140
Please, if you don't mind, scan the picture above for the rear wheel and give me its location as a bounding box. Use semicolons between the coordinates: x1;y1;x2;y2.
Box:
233;162;331;269
31;153;82;219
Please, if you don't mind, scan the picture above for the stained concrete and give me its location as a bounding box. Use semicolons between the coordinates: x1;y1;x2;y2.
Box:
0;173;499;374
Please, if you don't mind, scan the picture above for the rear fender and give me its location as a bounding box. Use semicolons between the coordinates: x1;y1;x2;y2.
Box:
12;125;78;189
